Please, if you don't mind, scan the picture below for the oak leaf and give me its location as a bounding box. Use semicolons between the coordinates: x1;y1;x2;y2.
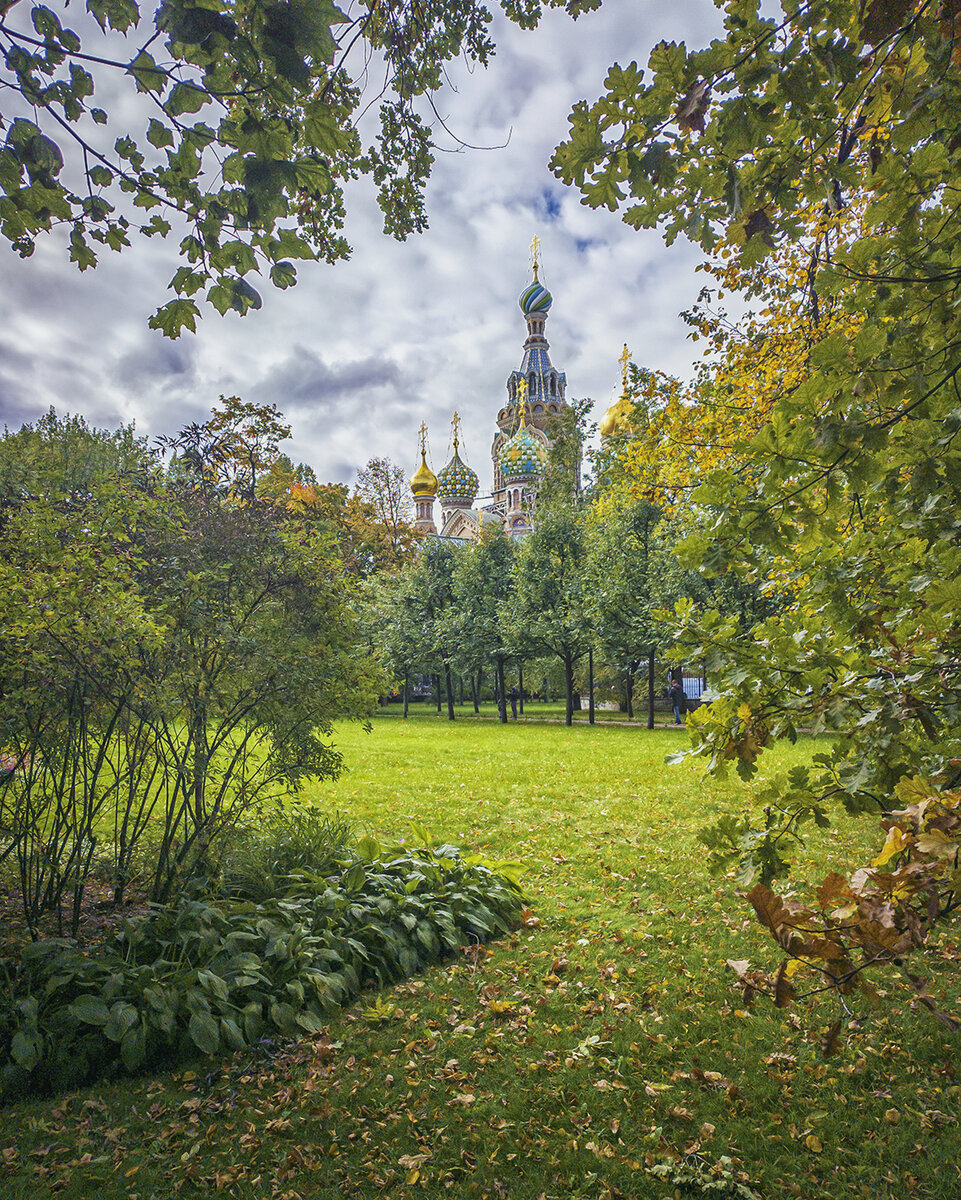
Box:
676;80;711;134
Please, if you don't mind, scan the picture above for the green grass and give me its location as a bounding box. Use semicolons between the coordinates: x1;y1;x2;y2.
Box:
2;715;959;1200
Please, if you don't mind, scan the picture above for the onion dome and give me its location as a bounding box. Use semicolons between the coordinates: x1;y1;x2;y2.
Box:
499;421;547;481
437;414;478;506
437;449;478;505
410;449;438;497
518;279;553;315
599;395;633;439
600;342;634;439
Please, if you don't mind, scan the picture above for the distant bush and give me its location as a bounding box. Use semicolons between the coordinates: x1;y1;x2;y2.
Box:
0;838;524;1101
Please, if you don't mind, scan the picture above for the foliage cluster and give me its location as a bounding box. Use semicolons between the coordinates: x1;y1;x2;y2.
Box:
0;404;380;937
0;0;596;335
553;0;961;1024
366;493;773;727
0;819;524;1100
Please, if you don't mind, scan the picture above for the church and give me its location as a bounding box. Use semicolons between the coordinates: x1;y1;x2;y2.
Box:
409;242;575;541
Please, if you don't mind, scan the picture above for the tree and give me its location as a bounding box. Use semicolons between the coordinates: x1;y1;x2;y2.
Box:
452;525;517;722
0;406;381;932
161;394;292;500
555;0;961;1026
354;456;418;570
585;492;662;716
0;410;167;931
508;504;590;725
537;397;591;509
0;0;593;336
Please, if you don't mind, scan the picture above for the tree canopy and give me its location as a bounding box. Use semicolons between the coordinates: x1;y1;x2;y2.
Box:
0;0;594;335
554;0;961;1023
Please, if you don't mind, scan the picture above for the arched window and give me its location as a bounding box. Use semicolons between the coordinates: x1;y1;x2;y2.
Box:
550;375;556;396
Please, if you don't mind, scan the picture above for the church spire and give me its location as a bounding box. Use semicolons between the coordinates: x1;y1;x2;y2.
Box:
410;421;438;534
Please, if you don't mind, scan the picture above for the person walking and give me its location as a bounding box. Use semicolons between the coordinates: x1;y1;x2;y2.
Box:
670;679;687;725
508;685;519;720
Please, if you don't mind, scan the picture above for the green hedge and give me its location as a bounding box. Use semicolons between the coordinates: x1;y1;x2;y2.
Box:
0;844;524;1101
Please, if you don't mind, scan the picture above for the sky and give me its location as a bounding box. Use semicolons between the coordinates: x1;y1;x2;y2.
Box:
0;0;725;497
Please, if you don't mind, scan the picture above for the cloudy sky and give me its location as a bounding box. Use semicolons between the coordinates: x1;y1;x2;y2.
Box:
0;0;723;496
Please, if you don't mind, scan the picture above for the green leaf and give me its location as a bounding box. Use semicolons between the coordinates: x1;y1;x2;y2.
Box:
166;82;210;117
69;995;110;1025
269;259;297;289
147;119;174;149
127;51;166;94
648;39;687;89
188;1011;221;1054
148;298;200;337
11;1030;40;1071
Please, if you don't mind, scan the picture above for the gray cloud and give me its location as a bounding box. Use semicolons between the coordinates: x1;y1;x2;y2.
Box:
113;336;197;390
250;347;403;412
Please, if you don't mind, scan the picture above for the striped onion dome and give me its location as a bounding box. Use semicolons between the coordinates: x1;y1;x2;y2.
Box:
518;279;553;314
499;423;546;481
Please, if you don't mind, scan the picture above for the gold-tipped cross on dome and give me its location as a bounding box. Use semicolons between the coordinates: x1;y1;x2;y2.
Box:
619;343;631;393
418;421;428;455
516;376;530;428
530;234;541;281
451;411;462;452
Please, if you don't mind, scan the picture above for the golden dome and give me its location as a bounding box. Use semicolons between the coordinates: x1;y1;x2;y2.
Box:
600;343;634;439
599;395;633;439
410;449;438;497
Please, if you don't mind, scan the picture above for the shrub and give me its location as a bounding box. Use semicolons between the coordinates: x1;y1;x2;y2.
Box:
0;839;525;1101
219;808;356;902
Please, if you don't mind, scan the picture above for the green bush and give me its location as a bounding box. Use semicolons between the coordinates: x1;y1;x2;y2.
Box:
219;808;356;902
0;840;525;1101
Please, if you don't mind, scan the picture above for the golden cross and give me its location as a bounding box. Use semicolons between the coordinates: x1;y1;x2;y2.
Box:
619;343;631;391
418;421;428;454
516;376;528;427
530;234;541;281
451;411;461;451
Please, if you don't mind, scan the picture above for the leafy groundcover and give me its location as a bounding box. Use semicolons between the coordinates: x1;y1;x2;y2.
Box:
0;842;524;1101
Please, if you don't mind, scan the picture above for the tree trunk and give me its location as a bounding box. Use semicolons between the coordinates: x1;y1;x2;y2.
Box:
403;672;409;719
564;656;574;726
626;667;634;719
588;648;595;725
497;659;508;724
445;663;456;721
647;648;655;730
471;669;480;714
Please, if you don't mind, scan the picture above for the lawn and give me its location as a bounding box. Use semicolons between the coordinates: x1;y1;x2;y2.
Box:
2;715;958;1200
